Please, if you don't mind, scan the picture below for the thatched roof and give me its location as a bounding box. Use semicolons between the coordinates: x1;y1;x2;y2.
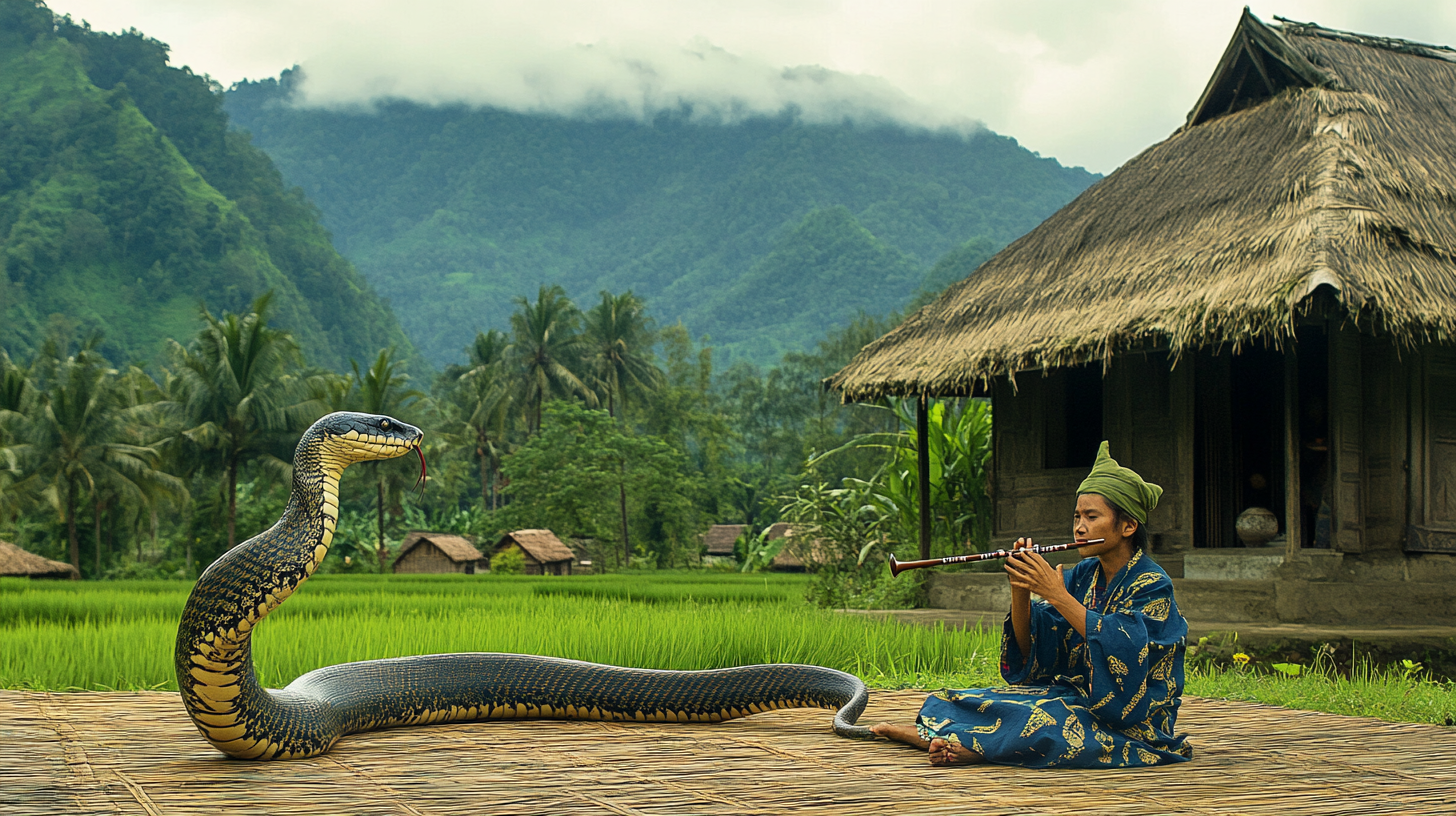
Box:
702;524;746;556
830;10;1456;400
397;532;483;564
496;529;575;565
0;540;78;578
760;523;826;570
762;523;792;540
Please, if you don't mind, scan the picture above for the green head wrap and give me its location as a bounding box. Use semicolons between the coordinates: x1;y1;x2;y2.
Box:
1076;441;1162;525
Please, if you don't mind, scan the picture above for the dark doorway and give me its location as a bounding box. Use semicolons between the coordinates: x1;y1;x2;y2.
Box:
1230;346;1286;540
1194;347;1287;547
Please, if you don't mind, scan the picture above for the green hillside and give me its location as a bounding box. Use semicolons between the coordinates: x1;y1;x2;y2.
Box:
225;73;1099;365
0;2;415;369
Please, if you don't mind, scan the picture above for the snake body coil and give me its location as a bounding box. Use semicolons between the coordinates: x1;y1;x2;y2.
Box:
175;412;873;759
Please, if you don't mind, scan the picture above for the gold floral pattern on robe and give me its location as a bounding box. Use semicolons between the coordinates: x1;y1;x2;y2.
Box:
1142;598;1171;621
1020;705;1058;737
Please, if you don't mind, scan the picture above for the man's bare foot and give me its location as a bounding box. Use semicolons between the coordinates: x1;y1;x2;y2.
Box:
928;737;983;766
870;722;930;750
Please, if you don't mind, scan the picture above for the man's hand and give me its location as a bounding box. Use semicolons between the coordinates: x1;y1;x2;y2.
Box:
1004;546;1068;603
1007;538;1038;600
1006;538;1090;642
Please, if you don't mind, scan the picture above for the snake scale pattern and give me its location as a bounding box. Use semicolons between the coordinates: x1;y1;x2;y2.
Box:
175;411;873;759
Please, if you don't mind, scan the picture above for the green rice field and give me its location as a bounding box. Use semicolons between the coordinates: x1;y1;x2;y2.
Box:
0;573;1003;693
2;573;1452;727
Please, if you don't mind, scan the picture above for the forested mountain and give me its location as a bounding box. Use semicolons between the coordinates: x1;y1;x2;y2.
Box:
0;1;416;370
226;73;1099;365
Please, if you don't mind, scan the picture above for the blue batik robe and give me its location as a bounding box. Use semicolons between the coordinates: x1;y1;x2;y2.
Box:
917;547;1193;768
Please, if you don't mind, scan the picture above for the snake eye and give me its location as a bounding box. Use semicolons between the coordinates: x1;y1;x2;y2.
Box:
381;419;391;430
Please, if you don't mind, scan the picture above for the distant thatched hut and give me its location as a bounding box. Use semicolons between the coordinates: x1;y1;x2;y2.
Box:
760;523;826;572
493;530;575;575
393;532;484;575
765;523;805;572
0;540;78;579
830;11;1456;573
702;524;745;562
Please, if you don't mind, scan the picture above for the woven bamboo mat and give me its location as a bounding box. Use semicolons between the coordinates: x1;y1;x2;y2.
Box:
3;689;1455;816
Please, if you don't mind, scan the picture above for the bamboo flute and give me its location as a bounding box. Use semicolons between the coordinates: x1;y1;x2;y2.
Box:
888;539;1105;577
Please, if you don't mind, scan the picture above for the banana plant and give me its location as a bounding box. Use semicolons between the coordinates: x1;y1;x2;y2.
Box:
739;525;789;572
778;478;895;569
808;397;992;557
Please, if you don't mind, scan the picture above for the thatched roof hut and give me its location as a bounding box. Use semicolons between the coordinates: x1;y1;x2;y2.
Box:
761;523;826;572
0;540;78;579
702;524;746;558
830;11;1456;400
828;11;1456;569
493;530;575;575
393;532;484;575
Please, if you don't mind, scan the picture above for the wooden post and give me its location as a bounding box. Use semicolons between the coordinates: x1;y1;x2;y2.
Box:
918;394;932;560
1284;347;1302;560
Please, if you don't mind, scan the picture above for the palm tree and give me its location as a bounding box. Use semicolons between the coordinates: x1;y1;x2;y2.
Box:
584;291;662;418
465;328;510;375
167;293;315;550
308;370;356;414
0;350;33;507
584;291;664;565
510;285;595;433
442;330;514;512
0;349;31;417
8;336;183;575
113;365;188;562
351;348;425;572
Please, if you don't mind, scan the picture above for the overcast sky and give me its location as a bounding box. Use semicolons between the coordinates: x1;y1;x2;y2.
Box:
44;0;1456;173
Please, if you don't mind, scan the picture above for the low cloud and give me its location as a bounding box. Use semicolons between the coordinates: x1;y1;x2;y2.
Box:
296;37;982;134
46;0;1456;173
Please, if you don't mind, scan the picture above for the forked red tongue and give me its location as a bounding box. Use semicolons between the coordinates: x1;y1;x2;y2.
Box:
414;446;428;499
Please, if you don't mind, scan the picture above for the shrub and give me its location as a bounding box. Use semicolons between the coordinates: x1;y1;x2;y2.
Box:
490;546;525;575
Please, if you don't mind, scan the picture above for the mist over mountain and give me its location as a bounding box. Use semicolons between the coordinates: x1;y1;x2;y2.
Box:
294;37;981;136
226;71;1099;366
0;3;415;369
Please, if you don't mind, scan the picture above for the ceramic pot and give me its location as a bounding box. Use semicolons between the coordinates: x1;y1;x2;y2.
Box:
1235;506;1279;547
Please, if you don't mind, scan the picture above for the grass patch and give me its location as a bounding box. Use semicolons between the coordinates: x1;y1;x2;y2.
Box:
1189;666;1455;725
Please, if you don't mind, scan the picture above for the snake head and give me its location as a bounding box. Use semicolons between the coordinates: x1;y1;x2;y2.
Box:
310;411;424;465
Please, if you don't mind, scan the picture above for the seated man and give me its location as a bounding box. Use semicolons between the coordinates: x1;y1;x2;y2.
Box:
873;441;1193;768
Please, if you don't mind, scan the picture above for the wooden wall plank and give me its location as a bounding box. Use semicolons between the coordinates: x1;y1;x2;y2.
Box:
1409;349;1426;532
1359;335;1405;551
1329;325;1365;552
1423;346;1456;531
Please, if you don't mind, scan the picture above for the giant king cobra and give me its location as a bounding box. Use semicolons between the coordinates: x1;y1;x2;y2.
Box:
176;411;873;759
